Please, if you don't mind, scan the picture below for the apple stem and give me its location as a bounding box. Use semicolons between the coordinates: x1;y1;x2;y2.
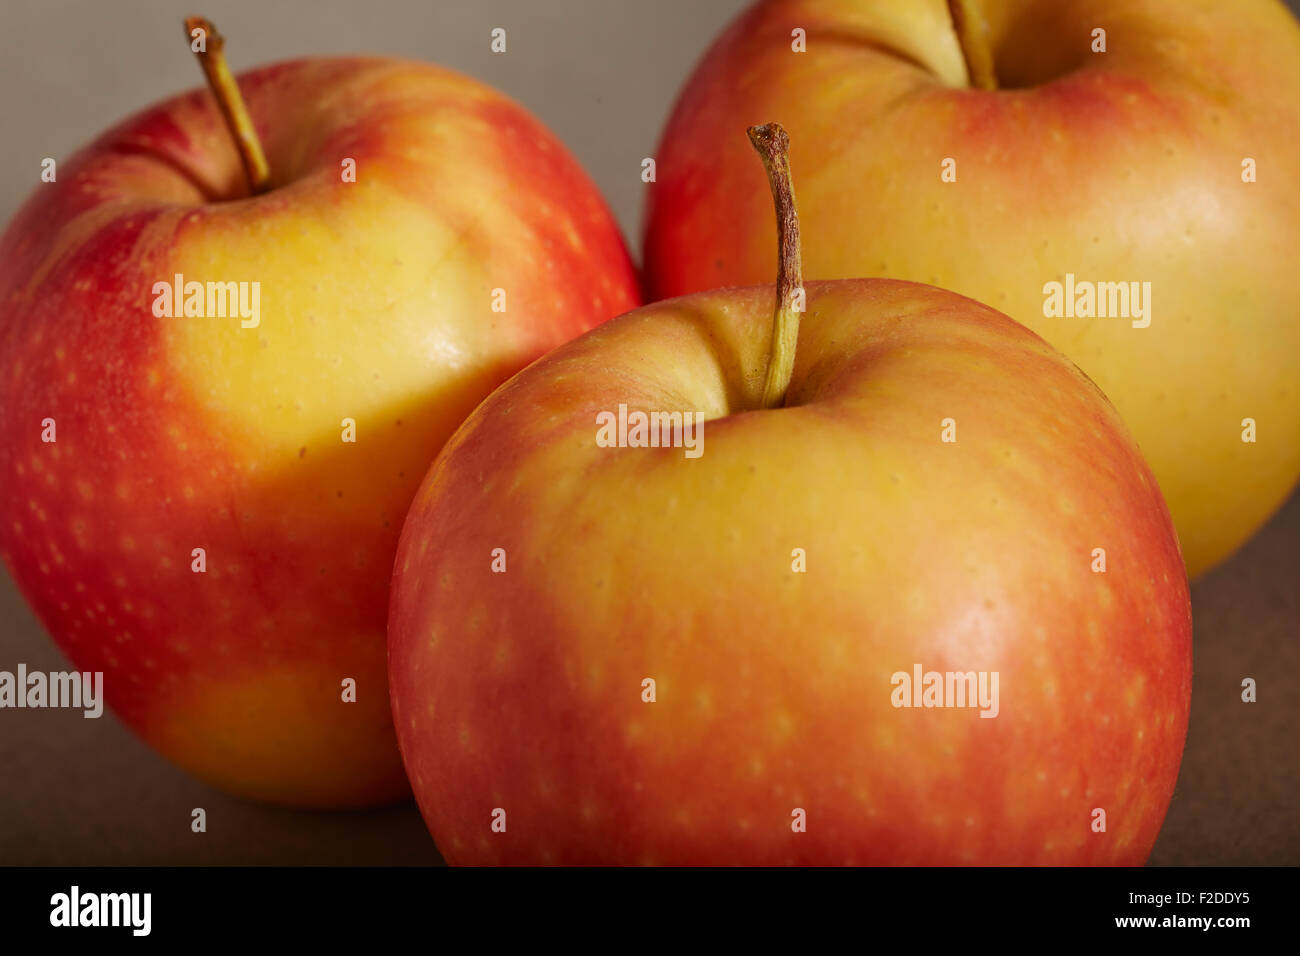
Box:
946;0;999;91
747;123;804;410
184;16;272;194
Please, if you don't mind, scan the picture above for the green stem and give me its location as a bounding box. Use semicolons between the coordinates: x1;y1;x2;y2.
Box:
747;123;804;410
184;16;272;194
946;0;999;91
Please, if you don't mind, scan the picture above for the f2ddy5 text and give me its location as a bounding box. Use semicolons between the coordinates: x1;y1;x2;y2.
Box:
1133;892;1250;906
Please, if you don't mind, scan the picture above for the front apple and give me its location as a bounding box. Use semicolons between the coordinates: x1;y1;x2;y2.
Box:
0;47;638;805
390;127;1191;864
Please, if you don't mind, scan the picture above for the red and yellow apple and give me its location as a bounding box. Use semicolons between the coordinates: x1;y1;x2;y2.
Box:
643;0;1300;577
389;126;1192;864
0;42;638;805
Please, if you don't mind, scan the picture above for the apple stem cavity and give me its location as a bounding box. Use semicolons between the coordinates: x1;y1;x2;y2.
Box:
184;16;272;195
946;0;999;91
747;123;804;410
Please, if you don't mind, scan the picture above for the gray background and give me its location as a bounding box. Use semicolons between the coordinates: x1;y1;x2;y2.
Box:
0;0;1296;865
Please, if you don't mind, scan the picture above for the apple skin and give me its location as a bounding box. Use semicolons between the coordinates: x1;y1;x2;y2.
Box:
642;0;1300;578
389;278;1192;865
0;57;639;807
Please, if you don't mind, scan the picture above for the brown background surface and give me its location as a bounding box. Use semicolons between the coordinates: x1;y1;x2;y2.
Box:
0;0;1296;866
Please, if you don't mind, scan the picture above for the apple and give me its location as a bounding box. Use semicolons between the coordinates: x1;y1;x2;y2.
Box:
642;0;1300;578
389;124;1192;864
0;20;639;806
